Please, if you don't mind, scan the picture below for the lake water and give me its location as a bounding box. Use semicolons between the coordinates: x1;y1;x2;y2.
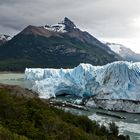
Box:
0;73;140;140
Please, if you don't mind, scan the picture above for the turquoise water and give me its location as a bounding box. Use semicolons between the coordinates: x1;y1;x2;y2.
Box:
0;73;140;140
65;107;140;140
0;73;32;89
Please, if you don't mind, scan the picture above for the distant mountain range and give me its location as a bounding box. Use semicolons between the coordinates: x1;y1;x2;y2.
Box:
105;42;140;62
0;17;120;71
1;18;140;71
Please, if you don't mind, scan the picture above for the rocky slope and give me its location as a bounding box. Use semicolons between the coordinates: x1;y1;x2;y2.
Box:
0;83;38;98
0;18;121;71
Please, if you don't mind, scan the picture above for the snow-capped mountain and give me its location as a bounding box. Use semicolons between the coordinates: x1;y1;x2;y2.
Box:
0;34;11;46
105;42;140;62
44;17;76;33
21;17;114;51
0;17;121;71
25;61;140;112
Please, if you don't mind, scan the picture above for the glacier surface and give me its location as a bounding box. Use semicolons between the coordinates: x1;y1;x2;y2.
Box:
25;61;140;101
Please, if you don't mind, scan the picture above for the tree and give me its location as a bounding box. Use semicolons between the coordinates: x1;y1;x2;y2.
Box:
109;122;119;136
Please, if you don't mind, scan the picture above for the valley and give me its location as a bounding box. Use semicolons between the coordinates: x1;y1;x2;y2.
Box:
0;70;139;140
1;0;140;139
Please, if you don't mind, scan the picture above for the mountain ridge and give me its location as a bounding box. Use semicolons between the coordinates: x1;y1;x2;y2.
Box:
0;18;121;71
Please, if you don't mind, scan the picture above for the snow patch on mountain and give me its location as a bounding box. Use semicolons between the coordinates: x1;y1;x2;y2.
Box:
44;17;77;33
106;43;122;54
44;23;67;33
0;34;11;41
0;34;11;46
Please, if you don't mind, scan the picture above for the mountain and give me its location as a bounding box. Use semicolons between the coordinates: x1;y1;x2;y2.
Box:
105;42;140;62
25;61;140;112
0;34;11;46
0;17;121;71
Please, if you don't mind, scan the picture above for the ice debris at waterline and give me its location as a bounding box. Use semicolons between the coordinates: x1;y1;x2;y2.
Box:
25;61;140;100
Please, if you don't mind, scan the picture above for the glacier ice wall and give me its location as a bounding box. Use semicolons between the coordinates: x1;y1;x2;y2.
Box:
25;61;140;100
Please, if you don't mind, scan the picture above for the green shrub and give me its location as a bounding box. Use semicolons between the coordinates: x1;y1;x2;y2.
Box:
0;87;129;140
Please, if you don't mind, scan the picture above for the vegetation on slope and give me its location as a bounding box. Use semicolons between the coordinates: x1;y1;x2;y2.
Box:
0;34;119;71
0;84;129;140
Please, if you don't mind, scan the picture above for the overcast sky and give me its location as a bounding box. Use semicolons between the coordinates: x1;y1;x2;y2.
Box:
1;0;140;52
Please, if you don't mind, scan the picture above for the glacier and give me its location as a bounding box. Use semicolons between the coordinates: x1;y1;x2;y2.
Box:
25;61;140;112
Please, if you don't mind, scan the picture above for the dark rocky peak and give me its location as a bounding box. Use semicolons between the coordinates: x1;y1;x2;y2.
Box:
44;17;77;33
62;17;76;29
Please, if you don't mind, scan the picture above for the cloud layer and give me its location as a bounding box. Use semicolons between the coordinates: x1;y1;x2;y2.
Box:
0;0;140;40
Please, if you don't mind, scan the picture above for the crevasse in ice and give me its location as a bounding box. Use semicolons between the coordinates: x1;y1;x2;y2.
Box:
25;61;140;100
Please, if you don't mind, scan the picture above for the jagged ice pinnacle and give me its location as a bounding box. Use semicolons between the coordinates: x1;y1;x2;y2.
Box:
25;61;140;100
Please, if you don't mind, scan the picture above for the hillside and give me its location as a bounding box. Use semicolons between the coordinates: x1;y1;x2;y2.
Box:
0;84;129;140
0;18;121;71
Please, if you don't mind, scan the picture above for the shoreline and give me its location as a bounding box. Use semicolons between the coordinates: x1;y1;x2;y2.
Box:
0;71;24;74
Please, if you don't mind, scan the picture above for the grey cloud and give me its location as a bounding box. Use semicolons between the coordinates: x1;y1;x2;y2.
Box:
0;0;140;39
